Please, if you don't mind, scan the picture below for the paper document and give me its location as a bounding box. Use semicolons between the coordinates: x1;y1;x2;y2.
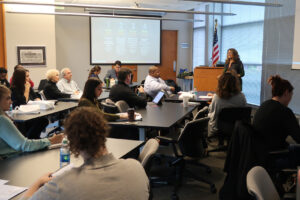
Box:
0;179;8;185
116;113;142;121
198;95;212;99
0;184;27;200
52;163;74;177
15;105;40;114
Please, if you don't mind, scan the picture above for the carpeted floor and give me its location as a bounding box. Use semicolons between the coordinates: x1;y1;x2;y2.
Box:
151;142;227;200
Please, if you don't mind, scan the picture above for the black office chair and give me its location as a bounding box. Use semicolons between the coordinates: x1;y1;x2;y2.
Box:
100;102;119;114
38;79;48;92
156;117;216;199
165;79;181;94
208;106;252;153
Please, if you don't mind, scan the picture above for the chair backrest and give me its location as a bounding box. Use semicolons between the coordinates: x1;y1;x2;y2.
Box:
246;166;280;200
178;117;209;157
115;100;129;113
39;90;47;100
138;138;159;173
217;106;252;135
101;102;119;114
38;79;48;91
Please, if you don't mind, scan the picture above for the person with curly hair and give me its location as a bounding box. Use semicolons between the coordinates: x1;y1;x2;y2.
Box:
21;107;149;200
224;48;244;88
208;71;246;136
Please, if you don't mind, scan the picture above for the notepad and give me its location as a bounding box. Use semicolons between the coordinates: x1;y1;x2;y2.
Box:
198;95;213;99
0;180;27;200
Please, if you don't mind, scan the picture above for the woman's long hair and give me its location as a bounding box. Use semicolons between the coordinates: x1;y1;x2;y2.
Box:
267;75;293;97
81;78;103;102
88;65;101;78
11;69;26;93
225;48;240;65
216;72;241;99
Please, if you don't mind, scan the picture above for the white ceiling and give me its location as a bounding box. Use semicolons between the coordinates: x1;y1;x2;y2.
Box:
55;0;202;11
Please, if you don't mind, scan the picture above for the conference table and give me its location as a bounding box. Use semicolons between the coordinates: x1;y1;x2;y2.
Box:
164;91;213;103
11;102;78;123
0;138;144;199
109;102;197;141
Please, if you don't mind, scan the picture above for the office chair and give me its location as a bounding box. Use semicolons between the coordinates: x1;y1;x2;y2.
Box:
156;117;216;199
115;100;129;113
39;90;47;100
139;138;160;174
101;102;119;114
247;166;281;200
38;79;48;91
208;106;252;153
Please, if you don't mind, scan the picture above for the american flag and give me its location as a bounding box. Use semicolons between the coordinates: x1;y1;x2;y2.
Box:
212;20;219;67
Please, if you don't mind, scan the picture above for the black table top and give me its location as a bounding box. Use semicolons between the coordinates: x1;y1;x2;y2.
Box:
164;91;213;103
0;138;144;188
11;101;78;122
109;102;197;129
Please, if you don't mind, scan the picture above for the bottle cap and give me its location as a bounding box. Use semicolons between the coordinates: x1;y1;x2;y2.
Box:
62;138;68;145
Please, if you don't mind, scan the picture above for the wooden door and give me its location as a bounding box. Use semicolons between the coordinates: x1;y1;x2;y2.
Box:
157;30;177;82
0;4;6;69
112;65;137;82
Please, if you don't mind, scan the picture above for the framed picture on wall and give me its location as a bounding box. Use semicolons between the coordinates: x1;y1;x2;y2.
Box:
17;46;46;65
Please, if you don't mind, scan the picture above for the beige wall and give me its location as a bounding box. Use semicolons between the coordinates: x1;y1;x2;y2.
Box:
5;13;56;86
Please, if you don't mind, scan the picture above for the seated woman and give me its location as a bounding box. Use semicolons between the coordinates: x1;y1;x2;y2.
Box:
0;85;63;158
44;69;71;100
78;78;127;121
11;69;49;139
208;71;246;136
11;69;40;108
88;65;101;79
21;107;149;200
253;75;300;150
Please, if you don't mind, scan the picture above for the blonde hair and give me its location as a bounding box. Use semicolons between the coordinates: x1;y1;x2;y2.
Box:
148;66;158;74
46;69;59;81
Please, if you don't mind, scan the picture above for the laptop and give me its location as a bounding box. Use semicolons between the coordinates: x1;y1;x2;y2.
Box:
152;91;165;105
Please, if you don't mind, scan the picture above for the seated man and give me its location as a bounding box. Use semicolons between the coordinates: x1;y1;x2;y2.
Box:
105;60;121;80
57;68;81;95
109;68;147;108
0;68;10;87
144;66;175;98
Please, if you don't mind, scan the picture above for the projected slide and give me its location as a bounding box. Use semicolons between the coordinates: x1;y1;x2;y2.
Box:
292;1;300;69
91;17;161;64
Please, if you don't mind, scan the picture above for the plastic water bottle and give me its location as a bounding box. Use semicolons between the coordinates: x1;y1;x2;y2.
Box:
6;104;13;117
60;138;70;168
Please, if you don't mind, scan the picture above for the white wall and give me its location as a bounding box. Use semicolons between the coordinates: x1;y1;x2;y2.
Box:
292;0;300;69
5;13;56;86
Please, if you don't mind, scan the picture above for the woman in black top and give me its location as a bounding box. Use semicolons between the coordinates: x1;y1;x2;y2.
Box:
253;75;300;167
10;68;48;139
224;48;244;88
88;65;101;80
44;69;71;100
11;69;39;108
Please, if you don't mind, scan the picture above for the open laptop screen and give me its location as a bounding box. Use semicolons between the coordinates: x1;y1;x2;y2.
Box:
152;91;164;104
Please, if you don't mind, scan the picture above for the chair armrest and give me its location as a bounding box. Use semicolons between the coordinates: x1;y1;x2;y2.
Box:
157;136;176;144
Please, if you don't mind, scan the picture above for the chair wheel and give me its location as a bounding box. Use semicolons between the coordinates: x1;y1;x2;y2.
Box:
210;184;217;193
171;193;179;200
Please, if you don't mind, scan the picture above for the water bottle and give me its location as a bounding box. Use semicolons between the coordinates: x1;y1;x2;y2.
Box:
60;138;70;168
6;104;13;117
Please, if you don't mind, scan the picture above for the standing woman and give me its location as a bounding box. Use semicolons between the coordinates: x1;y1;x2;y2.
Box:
224;48;245;88
0;85;63;158
78;78;127;121
88;65;101;79
11;68;49;139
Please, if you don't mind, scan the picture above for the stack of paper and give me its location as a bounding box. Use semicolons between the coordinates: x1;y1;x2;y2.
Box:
0;179;27;200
